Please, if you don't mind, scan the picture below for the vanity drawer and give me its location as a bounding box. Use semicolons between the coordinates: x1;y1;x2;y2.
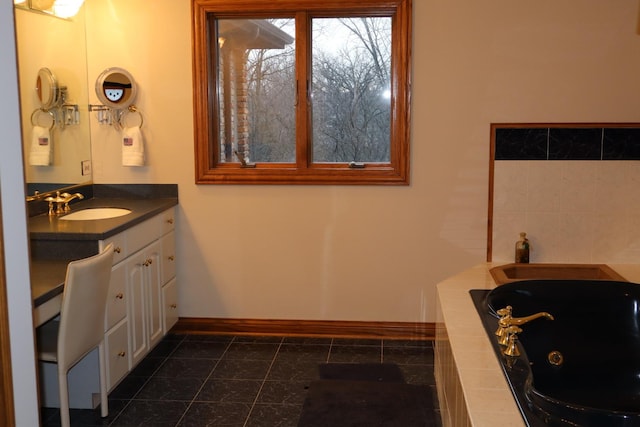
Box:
162;277;178;333
160;207;176;235
161;231;176;284
100;235;127;265
105;261;127;331
127;215;162;255
105;319;130;392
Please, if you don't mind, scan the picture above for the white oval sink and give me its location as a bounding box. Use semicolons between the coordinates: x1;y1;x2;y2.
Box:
60;208;132;221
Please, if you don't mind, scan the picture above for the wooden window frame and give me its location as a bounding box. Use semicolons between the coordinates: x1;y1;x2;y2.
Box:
192;0;412;185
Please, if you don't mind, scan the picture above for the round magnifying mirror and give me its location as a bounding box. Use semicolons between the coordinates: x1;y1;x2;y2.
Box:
36;68;60;110
95;67;137;109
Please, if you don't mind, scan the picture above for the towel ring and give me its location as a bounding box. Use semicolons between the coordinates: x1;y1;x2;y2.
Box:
30;108;55;130
118;105;143;129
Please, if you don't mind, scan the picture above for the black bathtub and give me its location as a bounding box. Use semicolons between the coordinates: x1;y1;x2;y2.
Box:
470;280;640;427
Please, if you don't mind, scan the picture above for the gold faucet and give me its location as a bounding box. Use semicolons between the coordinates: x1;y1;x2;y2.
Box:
25;190;41;202
503;325;523;356
59;192;84;212
44;191;84;215
495;306;554;351
494;306;513;345
45;191;65;215
508;311;554;325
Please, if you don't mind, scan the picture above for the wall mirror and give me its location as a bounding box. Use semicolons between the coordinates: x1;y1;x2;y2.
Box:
15;5;92;194
35;68;63;110
95;68;137;110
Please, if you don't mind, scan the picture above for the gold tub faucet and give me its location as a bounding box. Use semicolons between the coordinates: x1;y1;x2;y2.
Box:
509;311;554;326
495;306;513;344
496;306;554;353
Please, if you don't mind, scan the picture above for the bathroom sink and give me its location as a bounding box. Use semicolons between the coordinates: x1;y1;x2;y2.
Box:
490;263;627;285
60;208;132;221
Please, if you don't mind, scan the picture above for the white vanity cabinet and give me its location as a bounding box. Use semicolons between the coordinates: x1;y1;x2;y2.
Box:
99;206;176;390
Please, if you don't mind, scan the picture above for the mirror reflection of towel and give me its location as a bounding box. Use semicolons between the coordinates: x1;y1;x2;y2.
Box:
29;125;52;166
122;126;145;166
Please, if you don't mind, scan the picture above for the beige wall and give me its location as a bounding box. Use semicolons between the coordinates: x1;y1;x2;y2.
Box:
85;0;640;323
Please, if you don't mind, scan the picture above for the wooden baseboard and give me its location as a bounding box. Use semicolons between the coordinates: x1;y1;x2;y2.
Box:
172;317;435;340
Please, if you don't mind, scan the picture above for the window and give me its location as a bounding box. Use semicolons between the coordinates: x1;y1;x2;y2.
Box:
192;0;412;184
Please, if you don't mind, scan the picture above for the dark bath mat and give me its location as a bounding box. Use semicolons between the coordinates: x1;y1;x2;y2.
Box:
298;363;437;427
297;380;436;427
318;363;405;383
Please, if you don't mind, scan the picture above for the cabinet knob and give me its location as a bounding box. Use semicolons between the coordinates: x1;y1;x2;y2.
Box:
115;293;124;299
168;255;175;261
114;246;122;254
143;259;153;266
170;303;177;309
166;218;174;224
117;351;126;358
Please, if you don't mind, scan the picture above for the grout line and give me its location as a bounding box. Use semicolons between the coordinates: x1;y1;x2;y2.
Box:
172;336;233;427
242;337;284;427
327;338;333;363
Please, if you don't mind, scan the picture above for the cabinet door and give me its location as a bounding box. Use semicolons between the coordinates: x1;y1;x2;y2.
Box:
126;250;148;368
146;240;163;349
162;278;178;333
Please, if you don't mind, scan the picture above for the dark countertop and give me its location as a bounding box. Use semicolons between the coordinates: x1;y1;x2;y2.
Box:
31;259;67;307
29;197;178;241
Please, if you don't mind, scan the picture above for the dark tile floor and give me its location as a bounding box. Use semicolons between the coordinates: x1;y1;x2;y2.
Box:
41;334;441;427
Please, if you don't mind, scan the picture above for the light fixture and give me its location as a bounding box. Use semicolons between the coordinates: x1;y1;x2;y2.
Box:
51;0;84;18
14;0;84;19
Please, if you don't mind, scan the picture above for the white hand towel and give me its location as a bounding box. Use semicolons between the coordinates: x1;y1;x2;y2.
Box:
122;125;145;166
29;125;52;166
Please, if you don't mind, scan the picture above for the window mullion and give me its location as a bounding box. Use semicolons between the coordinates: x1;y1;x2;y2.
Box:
295;11;310;170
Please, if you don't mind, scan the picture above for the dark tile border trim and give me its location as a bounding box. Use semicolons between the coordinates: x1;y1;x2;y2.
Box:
493;123;640;161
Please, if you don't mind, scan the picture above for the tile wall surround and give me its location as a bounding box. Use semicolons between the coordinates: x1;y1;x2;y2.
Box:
491;124;640;264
